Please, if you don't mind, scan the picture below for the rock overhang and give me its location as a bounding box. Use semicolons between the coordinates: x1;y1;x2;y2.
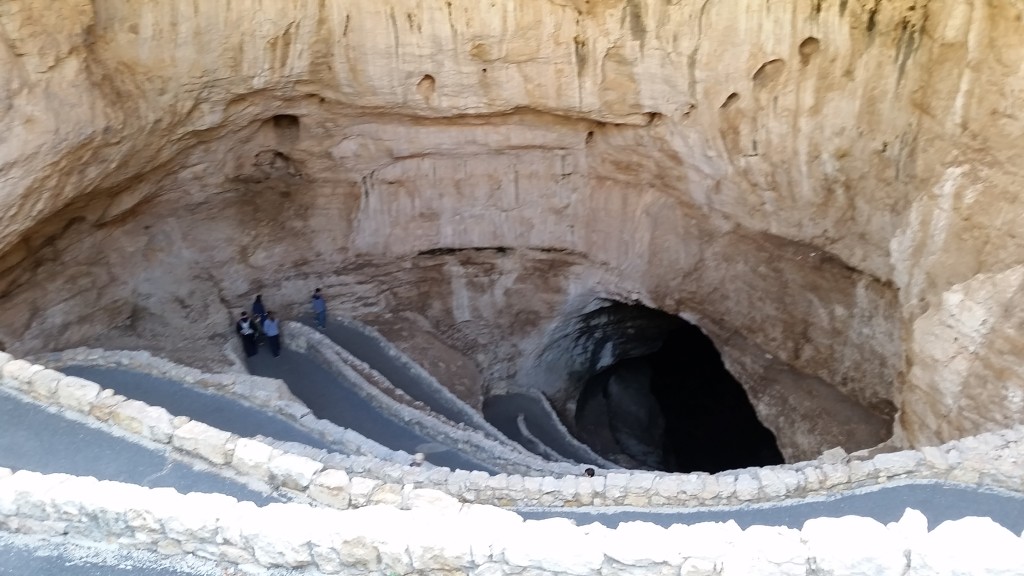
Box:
1;0;1023;449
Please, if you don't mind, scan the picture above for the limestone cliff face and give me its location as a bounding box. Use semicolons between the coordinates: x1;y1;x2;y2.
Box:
0;0;1021;452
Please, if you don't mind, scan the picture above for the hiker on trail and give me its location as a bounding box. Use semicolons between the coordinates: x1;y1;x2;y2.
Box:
262;311;282;357
311;288;327;330
251;294;268;345
235;311;258;357
252;294;267;323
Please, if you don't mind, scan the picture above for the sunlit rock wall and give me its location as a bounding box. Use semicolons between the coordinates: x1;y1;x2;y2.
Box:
1;0;1022;448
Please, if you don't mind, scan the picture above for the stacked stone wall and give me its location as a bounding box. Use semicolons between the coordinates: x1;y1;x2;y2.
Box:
4;348;1024;573
29;347;405;462
5;349;1024;512
2;467;1023;575
285;322;582;476
328;316;510;440
326;316;619;469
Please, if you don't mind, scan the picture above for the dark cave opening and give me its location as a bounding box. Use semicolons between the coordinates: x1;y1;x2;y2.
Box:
574;304;784;474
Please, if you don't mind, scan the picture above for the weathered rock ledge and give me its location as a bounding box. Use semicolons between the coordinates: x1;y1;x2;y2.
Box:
2;0;1024;467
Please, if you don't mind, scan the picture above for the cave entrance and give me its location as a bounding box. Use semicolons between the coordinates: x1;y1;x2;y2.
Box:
574;303;784;474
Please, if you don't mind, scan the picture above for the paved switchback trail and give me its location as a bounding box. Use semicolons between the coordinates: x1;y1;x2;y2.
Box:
6;352;1024;572
0;389;275;505
309;323;1024;534
62;365;332;451
483;392;599;464
319;318;603;465
316;319;483;429
245;347;495;473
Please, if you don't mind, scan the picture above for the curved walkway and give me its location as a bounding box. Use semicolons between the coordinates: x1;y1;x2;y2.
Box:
6;351;1024;569
245;348;495;473
0;388;275;505
519;481;1024;533
484;392;598;464
62;366;333;452
316;318;488;431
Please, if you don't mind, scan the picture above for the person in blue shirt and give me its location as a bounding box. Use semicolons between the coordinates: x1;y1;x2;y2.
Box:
262;311;282;357
311;288;327;329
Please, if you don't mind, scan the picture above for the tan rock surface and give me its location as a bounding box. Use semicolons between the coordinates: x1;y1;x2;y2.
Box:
901;265;1024;446
0;0;1022;453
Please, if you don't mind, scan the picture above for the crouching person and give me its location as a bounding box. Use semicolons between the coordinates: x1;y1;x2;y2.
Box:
263;311;282;357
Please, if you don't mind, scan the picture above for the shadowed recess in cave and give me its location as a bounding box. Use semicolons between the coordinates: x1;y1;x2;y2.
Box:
575;304;784;474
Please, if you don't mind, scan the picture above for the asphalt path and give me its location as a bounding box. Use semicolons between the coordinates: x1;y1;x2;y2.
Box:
245;347;495;472
316;320;481;429
7;361;1024;571
518;481;1024;533
0;389;274;505
62;365;333;452
484;392;594;463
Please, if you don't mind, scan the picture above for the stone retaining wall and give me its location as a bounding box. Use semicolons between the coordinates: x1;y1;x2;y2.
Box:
329;315;508;441
518;386;619;468
2;467;1023;575
5;349;1024;514
287;322;586;476
329;315;617;470
29;347;406;463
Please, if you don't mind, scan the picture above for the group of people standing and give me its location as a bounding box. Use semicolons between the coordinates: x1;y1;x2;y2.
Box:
235;288;328;358
235;294;281;358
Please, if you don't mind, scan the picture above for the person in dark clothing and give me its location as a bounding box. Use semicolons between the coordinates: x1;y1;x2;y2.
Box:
262;311;282;357
311;288;327;329
251;294;268;345
252;294;267;322
235;311;258;357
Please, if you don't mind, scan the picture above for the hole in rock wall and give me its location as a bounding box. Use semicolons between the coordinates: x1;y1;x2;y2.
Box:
752;58;786;87
271;114;300;145
572;302;784;473
416;74;436;102
799;37;821;67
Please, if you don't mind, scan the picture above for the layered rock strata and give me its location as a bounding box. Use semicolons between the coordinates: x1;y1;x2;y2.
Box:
2;0;1023;454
